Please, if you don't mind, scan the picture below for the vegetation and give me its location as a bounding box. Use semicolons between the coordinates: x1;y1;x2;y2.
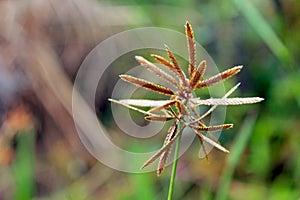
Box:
0;0;299;199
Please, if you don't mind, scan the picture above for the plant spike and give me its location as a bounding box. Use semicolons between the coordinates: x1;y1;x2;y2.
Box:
190;124;233;132
151;54;174;69
151;54;182;82
190;82;241;123
197;65;243;88
157;121;178;176
193;97;264;106
135;56;179;89
185;21;196;77
120;75;174;96
190;60;206;90
164;45;188;86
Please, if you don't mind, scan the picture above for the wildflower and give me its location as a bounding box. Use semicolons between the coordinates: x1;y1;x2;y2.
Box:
109;22;263;176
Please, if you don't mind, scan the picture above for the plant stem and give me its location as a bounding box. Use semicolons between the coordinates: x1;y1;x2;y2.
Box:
167;132;182;200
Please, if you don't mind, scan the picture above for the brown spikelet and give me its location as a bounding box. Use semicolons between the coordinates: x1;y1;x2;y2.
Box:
151;54;174;69
185;21;196;77
165;45;187;85
151;54;183;83
175;101;183;115
191;124;233;132
197;66;243;88
120;75;174;96
157;146;172;176
157;121;178;175
174;101;189;116
135;56;179;88
190;60;206;89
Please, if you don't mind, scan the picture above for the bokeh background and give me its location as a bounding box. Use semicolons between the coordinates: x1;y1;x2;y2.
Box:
0;0;299;199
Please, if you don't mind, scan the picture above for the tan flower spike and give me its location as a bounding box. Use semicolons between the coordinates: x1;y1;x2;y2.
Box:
109;21;264;176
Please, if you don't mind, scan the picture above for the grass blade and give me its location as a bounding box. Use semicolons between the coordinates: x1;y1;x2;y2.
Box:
231;0;292;67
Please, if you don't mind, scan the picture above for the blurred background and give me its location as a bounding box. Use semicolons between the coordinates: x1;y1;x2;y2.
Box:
0;0;299;199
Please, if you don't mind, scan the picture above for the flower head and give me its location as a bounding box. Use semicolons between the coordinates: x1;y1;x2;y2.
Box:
109;22;264;176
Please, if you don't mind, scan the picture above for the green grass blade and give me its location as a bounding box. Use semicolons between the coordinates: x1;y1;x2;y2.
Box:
231;0;293;68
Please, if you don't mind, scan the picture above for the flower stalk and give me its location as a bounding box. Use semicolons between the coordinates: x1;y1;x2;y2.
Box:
109;21;264;199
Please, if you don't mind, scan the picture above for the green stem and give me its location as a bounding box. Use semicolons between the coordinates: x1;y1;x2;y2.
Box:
167;133;182;200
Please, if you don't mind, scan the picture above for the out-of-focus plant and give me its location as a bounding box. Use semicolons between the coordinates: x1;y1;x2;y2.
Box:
109;21;263;200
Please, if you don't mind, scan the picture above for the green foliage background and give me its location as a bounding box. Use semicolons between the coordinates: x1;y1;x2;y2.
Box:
4;0;300;200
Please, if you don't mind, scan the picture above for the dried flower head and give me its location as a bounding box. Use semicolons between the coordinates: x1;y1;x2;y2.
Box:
109;21;264;176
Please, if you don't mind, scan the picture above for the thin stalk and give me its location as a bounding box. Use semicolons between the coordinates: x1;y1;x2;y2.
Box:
167;128;182;200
